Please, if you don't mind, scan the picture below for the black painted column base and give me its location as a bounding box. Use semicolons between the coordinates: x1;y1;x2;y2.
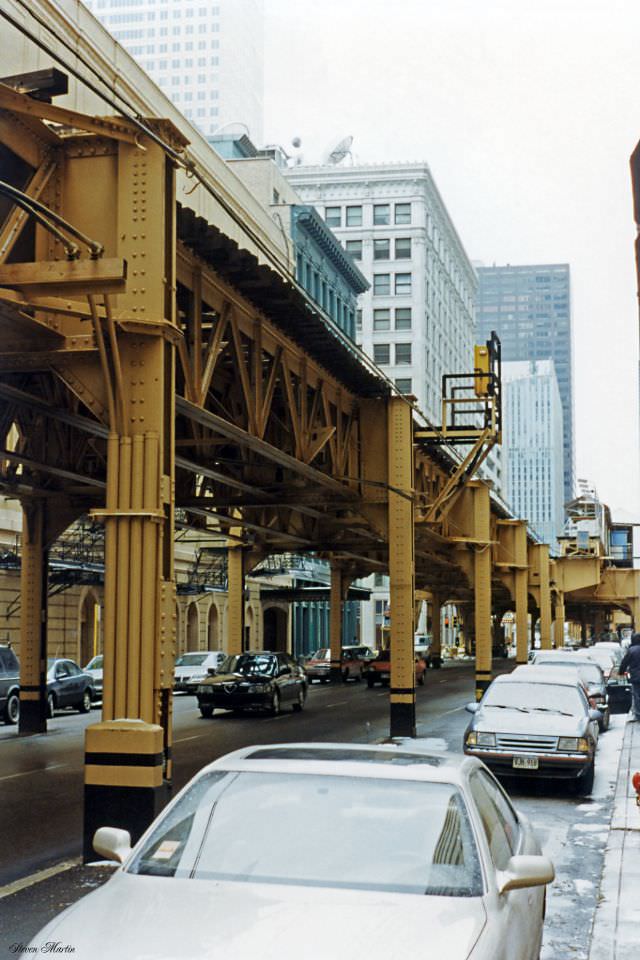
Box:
390;700;416;738
18;696;47;735
84;781;170;862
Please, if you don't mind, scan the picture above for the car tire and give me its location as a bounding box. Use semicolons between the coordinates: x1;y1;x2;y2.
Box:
293;688;306;712
599;708;610;733
270;690;281;716
366;676;375;688
342;670;349;683
78;689;92;713
355;671;362;683
5;691;19;725
47;692;55;719
199;704;214;718
576;760;595;795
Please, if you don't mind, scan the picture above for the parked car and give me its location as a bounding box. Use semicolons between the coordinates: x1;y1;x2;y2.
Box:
414;635;435;667
464;671;601;794
30;741;554;960
593;641;624;669
83;654;104;702
305;647;363;683
196;651;307;717
47;658;95;717
342;644;377;665
364;649;426;687
174;651;226;694
527;654;611;731
0;643;20;725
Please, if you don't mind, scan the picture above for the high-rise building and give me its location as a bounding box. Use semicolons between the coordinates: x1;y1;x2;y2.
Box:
503;360;565;549
476;263;574;503
83;0;264;142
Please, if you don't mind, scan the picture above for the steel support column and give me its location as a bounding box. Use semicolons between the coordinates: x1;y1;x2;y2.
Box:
18;501;48;735
538;546;552;650
553;595;565;649
387;397;415;737
473;483;492;701
431;593;442;668
329;562;344;683
227;546;245;655
514;523;529;665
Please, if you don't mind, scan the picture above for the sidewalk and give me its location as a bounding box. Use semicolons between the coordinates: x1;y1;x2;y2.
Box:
589;716;640;960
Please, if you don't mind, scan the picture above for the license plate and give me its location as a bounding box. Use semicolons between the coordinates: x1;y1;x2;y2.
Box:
513;757;539;770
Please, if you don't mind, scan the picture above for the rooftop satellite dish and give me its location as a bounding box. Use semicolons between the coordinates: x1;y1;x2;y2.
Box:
324;134;353;165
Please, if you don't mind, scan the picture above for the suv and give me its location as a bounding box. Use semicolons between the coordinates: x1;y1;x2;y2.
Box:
0;644;20;725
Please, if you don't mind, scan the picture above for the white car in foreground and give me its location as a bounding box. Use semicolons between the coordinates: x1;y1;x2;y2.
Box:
30;742;554;960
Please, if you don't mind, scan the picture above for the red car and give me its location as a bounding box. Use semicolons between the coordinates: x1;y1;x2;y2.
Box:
364;650;426;688
305;648;363;683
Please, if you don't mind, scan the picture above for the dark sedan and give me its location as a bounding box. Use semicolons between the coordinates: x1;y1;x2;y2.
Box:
47;658;95;717
196;651;307;717
463;672;601;794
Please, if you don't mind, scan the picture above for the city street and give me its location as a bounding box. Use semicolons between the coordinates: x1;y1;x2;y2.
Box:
0;661;627;960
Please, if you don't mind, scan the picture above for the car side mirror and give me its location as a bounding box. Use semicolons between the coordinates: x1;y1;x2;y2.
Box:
93;826;132;864
465;702;478;713
206;668;216;676
497;855;555;894
589;708;603;722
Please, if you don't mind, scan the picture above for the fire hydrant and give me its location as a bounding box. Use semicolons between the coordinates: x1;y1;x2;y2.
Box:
632;771;640;807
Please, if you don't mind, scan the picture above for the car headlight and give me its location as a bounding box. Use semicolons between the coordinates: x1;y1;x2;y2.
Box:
251;683;267;693
558;737;590;752
466;732;478;747
476;732;496;747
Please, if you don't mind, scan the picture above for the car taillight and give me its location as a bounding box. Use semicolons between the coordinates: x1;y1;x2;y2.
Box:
632;771;640;806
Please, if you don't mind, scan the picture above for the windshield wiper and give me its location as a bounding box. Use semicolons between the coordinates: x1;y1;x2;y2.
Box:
529;706;574;716
483;704;530;713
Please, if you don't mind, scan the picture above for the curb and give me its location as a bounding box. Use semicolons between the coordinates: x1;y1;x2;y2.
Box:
589;720;640;960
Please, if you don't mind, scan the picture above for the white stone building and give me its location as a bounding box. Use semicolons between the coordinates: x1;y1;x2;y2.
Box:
83;0;264;142
503;360;565;550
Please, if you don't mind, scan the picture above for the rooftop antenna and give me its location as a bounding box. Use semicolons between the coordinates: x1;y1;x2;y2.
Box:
323;134;353;165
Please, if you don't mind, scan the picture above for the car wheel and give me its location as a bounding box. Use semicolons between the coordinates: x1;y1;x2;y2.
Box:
47;692;55;719
293;688;306;712
599;708;610;732
78;689;92;713
366;676;375;688
5;691;19;725
199;704;214;718
342;669;349;683
575;760;595;795
270;690;281;716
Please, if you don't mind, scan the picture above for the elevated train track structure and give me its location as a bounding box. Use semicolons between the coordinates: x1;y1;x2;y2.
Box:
1;0;638;851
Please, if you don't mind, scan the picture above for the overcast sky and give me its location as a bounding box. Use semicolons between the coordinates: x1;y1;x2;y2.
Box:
264;0;640;516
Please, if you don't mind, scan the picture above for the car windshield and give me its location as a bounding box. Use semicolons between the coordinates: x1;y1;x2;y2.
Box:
586;651;615;670
127;771;482;897
535;660;603;684
310;649;330;662
175;654;209;667
85;656;103;670
483;681;584;716
218;655;276;677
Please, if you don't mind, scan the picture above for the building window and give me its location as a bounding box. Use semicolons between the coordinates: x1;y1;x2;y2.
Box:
395;203;411;224
395;307;412;330
373;343;390;365
395;378;412;394
395;237;411;259
395;343;412;364
373;309;390;330
373;238;390;260
395;273;412;295
373;203;390;225
325;207;341;227
345;239;362;260
356;309;362;331
345;205;362;227
373;274;391;296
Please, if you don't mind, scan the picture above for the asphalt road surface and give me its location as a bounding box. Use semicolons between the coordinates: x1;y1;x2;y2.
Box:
0;659;625;960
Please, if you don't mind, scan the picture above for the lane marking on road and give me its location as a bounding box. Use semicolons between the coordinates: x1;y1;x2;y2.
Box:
266;714;289;721
438;679;451;683
174;735;205;743
440;706;465;716
325;700;349;708
0;762;67;783
0;858;81;900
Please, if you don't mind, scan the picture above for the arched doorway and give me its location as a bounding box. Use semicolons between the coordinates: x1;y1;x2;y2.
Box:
263;606;288;652
79;591;100;667
187;603;199;651
208;604;220;650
